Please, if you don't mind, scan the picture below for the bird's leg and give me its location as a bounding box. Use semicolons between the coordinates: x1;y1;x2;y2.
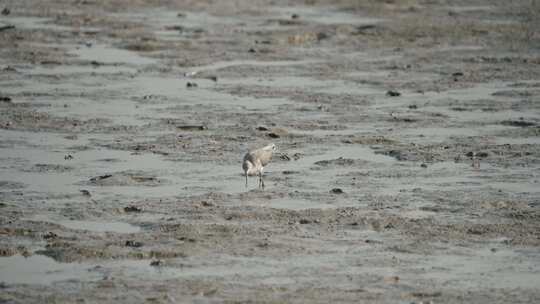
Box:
260;172;265;190
245;172;248;188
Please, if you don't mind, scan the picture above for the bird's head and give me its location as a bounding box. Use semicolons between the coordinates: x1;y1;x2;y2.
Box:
264;143;277;152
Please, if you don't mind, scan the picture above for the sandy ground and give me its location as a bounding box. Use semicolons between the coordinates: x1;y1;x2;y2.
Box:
1;0;540;303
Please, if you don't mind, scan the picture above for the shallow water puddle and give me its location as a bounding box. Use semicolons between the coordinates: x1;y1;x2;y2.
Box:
57;220;140;233
128;76;292;109
489;181;540;194
114;9;239;40
29;64;137;76
494;136;540;145
24;214;141;233
43;96;148;126
268;197;335;210
0;16;88;32
184;59;319;74
220;75;382;96
0;140;248;198
71;44;156;66
0;254;101;285
444;5;494;13
291;145;396;169
0;254;282;286
374;81;537;111
417;248;540;289
271;6;382;25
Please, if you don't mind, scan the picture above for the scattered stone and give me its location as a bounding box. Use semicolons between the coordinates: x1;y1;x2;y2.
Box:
291;13;299;19
164;25;184;31
41;60;61;65
256;126;269;131
466;151;488;158
90;174;112;182
365;239;383;244
467;227;484;235
501;120;535;127
43;232;58;240
0;25;14;32
150;260;163;267
356;24;377;33
143;95;158;100
408;104;418;109
384;223;394;229
256;241;269;248
268;128;288;138
176;125;207;131
125;240;143;248
315;158;355;166
476;152;489;158
330;188;344;194
200;201;214;207
277;19;303;26
177;12;186;18
64;154;74;160
124;206;142;213
1;8;10;15
282;170;299;175
299;219;311;224
386;150;407;161
186;82;198;88
3;66;16;72
420;163;428;168
179;236;196;242
248;48;256;53
64;134;78;140
384;276;400;284
410;291;442;298
386;90;401;97
288;32;326;44
279;154;291;161
292;153;303;160
80;189;91;196
316;32;329;40
0;96;12;103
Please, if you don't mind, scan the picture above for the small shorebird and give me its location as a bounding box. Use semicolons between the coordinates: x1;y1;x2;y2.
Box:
242;143;276;189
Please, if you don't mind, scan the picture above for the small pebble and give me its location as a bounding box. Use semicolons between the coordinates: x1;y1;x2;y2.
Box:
150;260;162;266
386;90;401;97
330;188;344;194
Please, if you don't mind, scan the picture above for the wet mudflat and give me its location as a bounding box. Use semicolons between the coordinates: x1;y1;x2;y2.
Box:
1;0;540;303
